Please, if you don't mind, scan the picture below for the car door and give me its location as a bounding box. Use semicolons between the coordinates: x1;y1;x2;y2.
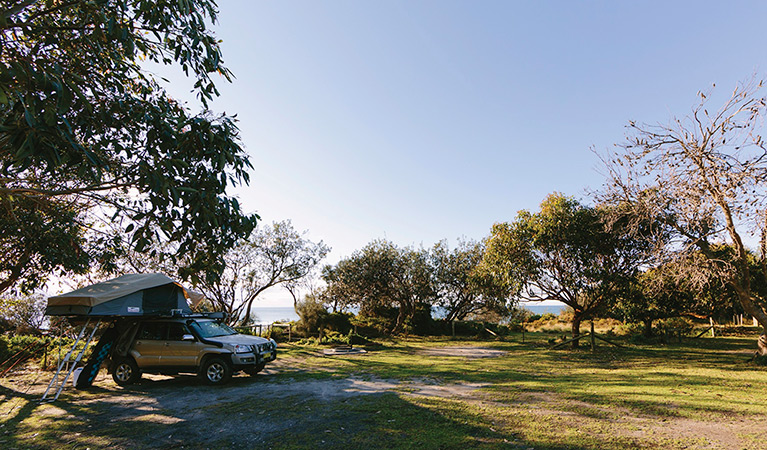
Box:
131;322;168;367
160;322;207;368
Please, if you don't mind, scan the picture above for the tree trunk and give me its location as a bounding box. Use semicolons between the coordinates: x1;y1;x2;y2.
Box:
392;305;408;335
732;285;767;356
571;314;582;349
642;319;654;338
758;335;767;357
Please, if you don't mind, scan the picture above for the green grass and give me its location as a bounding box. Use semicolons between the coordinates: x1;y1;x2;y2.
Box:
2;332;767;449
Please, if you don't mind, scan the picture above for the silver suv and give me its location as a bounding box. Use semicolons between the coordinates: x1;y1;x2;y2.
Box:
109;316;277;386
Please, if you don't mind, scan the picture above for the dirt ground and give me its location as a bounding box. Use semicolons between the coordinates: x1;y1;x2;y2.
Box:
1;346;766;449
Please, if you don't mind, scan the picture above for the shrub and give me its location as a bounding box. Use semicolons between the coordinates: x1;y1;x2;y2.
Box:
351;313;395;337
324;312;354;334
295;295;329;335
657;317;694;337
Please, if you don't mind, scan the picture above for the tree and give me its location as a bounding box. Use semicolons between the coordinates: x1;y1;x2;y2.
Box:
613;264;694;338
600;79;767;355
324;240;434;334
430;239;511;322
0;292;47;333
0;0;257;294
196;220;329;325
482;193;648;347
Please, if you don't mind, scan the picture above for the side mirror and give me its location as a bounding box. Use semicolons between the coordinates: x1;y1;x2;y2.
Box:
182;334;195;341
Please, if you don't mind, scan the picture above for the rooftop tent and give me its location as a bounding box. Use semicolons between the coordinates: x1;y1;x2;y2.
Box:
45;273;193;317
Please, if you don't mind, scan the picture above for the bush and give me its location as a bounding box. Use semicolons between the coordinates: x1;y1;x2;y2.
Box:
264;326;285;341
324;312;354;334
351;312;396;337
0;333;98;372
295;295;329;335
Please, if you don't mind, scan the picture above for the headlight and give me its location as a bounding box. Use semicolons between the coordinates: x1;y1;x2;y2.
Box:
270;339;277;349
233;344;252;354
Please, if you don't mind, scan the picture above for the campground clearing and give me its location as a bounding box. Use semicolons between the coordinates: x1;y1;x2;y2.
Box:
2;334;767;449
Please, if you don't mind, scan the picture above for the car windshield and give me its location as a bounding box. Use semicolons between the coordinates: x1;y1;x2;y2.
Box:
189;320;237;338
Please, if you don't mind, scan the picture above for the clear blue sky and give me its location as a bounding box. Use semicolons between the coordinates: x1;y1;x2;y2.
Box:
153;1;767;306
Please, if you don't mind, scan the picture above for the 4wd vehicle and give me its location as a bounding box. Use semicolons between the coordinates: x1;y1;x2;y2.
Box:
108;314;277;386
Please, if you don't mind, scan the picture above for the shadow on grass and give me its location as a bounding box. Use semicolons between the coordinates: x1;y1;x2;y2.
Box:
1;335;765;449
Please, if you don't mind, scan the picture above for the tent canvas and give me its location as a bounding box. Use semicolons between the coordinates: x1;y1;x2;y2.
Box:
46;273;193;317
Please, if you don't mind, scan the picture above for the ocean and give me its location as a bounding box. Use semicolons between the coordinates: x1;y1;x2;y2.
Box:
251;303;566;325
251;307;299;325
521;303;566;315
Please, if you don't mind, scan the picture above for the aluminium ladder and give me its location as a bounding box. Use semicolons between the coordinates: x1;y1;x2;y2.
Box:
41;318;102;402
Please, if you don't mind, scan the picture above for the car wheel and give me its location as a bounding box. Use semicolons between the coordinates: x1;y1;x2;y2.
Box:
244;363;266;376
112;357;140;386
200;357;232;385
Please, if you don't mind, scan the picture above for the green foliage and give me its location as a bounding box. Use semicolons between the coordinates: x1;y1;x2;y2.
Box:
264;326;285;342
0;293;47;333
324;312;354;334
431;239;512;322
402;302;434;335
482;193;650;345
351;310;398;337
323;240;434;334
295;294;330;335
0;0;258;293
295;329;370;347
656;317;694;337
0;334;93;371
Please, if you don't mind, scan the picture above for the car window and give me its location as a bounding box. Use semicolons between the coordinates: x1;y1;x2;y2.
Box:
138;322;167;340
167;323;190;341
189;320;237;338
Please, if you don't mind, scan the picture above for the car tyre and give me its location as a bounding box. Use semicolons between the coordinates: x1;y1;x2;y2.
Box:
112;357;141;386
200;356;232;385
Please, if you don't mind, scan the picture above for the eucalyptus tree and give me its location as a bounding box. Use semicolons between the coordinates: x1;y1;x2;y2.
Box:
482;193;649;347
324;239;434;334
196;221;329;325
430;239;511;322
0;0;257;293
600;79;767;355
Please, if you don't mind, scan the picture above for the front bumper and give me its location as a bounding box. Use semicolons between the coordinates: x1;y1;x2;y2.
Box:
232;344;277;368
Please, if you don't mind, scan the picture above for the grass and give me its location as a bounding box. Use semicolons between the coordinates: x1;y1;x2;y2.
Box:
1;332;767;449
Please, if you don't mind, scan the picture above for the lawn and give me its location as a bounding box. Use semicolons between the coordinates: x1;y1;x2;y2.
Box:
1;332;766;449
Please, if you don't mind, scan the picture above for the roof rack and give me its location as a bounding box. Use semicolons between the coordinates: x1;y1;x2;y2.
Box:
162;311;227;320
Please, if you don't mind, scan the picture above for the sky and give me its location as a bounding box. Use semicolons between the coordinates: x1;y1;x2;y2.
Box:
152;1;767;307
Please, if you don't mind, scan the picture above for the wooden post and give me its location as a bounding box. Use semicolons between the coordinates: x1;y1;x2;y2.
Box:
288;324;291;342
451;320;455;338
710;318;716;337
522;326;525;344
590;320;595;352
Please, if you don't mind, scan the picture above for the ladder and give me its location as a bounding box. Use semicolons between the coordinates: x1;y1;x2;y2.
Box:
41;318;102;402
